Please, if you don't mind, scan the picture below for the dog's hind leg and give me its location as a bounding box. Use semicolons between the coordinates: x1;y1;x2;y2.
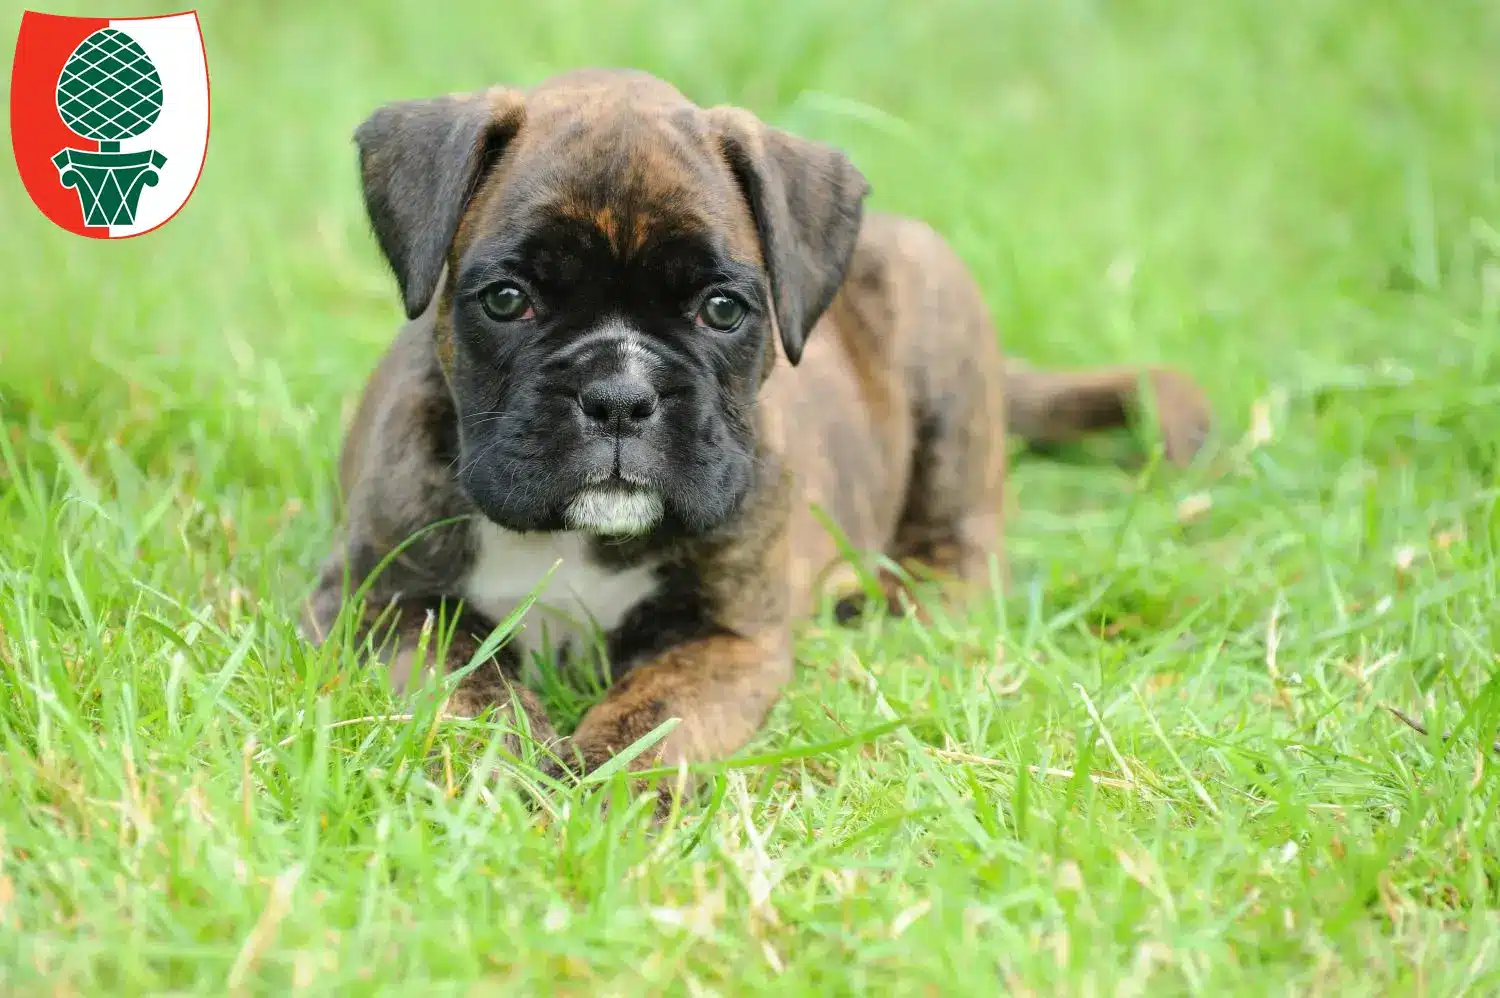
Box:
867;356;1215;617
833;348;1012;623
872;415;1009;621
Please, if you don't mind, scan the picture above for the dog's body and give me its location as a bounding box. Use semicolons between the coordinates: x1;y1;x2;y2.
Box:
305;69;1212;778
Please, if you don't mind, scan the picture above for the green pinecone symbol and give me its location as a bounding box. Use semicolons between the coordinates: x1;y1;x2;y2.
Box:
51;27;168;227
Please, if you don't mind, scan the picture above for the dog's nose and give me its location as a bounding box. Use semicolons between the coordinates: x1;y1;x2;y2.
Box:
578;373;660;428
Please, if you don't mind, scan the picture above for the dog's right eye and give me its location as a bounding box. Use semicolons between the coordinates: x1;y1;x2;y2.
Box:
479;283;534;322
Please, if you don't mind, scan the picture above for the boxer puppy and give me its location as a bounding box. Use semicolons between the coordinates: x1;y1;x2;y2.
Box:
303;68;1212;781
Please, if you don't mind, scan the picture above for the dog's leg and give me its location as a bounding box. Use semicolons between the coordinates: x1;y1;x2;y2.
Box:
306;592;561;752
544;633;790;778
1004;360;1213;466
834;348;1011;623
829;516;1005;625
868;458;1008;623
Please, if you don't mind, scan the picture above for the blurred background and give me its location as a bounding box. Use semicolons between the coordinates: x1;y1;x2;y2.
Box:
3;0;1498;604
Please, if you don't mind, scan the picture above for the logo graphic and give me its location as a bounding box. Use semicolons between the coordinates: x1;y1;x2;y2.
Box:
10;10;209;238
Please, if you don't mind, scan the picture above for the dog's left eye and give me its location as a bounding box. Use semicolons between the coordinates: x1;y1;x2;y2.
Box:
696;293;747;332
479;283;534;322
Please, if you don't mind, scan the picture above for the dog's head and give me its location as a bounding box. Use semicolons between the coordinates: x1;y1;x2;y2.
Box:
352;69;869;538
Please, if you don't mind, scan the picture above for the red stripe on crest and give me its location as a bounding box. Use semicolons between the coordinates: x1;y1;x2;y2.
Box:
10;12;114;237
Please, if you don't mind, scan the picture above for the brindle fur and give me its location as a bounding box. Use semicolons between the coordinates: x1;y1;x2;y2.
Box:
305;69;1212;785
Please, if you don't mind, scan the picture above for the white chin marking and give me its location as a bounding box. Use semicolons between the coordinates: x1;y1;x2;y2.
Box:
564;486;664;536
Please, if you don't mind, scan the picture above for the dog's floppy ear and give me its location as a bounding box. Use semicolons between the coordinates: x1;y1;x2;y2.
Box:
354;87;526;319
707;107;870;366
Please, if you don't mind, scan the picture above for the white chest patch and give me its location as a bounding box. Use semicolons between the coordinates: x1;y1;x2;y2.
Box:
461;522;659;677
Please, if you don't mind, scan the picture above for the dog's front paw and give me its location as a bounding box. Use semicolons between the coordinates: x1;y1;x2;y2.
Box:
535;713;671;784
536;732;683;820
536;735;601;784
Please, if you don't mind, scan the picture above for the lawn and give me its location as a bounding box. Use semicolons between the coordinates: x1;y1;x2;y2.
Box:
3;0;1499;993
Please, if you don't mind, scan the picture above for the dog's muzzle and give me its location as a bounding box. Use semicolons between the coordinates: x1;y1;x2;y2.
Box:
560;332;673;535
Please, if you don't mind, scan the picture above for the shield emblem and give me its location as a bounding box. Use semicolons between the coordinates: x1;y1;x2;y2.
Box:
10;10;209;239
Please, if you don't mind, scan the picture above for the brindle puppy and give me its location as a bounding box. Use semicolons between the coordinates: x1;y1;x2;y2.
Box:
303;68;1212;782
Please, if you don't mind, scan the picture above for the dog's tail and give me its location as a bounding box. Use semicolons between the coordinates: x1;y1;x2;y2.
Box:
1003;359;1213;466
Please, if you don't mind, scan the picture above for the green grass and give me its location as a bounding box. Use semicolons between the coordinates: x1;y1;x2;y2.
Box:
3;0;1500;993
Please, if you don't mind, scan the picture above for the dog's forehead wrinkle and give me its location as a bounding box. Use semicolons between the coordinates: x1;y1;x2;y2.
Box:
514;112;728;221
455;105;758;274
